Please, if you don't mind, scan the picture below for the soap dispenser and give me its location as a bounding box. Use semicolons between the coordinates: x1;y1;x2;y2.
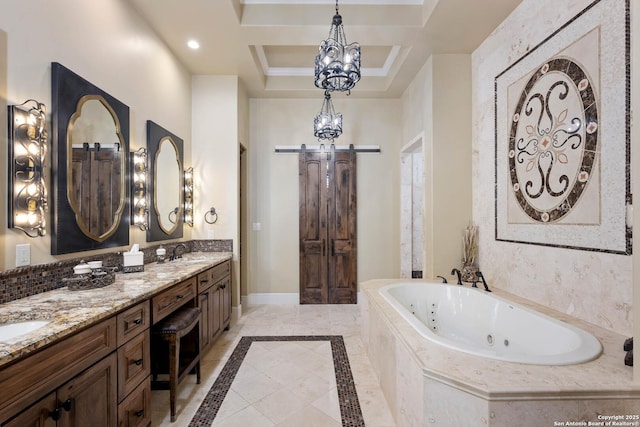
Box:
156;246;166;263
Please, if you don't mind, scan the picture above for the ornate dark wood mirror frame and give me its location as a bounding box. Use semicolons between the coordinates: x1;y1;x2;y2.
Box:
51;62;130;254
146;120;184;242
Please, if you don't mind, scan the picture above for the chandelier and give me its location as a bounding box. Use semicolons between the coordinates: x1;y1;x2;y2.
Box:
314;91;343;141
314;0;361;94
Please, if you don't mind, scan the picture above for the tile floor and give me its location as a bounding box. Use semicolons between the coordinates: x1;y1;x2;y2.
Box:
151;304;396;427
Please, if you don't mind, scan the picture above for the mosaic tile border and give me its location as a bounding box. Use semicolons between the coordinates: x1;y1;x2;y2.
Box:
188;335;365;427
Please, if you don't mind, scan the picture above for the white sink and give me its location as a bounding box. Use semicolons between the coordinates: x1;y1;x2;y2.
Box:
181;257;211;264
0;320;50;342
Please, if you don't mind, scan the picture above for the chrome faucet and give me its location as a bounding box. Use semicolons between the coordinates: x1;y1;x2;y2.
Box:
170;243;188;261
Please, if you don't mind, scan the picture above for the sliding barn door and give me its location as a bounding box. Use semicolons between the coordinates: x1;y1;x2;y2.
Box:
299;150;357;304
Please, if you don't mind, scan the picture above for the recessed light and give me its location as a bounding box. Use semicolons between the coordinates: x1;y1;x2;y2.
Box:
187;39;200;50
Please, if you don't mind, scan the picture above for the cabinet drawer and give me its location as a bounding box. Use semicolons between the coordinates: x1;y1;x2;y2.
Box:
118;376;151;427
117;301;150;346
210;260;231;284
152;277;196;324
117;329;150;402
197;269;214;294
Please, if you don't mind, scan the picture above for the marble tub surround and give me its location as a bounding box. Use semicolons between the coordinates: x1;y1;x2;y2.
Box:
0;251;232;367
361;279;639;426
0;239;232;305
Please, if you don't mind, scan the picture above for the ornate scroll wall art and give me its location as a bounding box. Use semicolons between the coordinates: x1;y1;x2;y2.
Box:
494;0;630;254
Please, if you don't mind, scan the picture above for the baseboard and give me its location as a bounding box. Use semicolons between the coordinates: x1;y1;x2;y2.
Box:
231;305;242;326
243;293;300;305
242;292;362;305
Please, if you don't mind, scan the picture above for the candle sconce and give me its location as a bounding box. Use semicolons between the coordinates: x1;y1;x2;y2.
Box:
131;147;148;230
184;166;194;227
8;99;48;237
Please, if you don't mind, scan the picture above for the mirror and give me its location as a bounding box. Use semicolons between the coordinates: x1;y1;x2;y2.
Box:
147;120;184;241
68;96;125;241
51;62;130;255
155;137;181;234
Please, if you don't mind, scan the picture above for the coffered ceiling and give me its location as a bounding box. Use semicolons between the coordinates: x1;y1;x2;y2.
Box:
126;0;522;98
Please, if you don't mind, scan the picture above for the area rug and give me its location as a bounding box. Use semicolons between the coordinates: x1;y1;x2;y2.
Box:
188;335;365;426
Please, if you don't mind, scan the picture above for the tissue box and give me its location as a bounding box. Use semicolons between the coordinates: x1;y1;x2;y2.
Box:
123;252;144;273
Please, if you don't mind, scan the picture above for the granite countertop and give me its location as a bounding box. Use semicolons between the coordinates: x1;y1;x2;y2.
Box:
362;279;640;398
0;252;232;368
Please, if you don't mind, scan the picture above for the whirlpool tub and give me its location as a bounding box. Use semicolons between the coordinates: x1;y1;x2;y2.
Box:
379;281;602;365
361;279;637;426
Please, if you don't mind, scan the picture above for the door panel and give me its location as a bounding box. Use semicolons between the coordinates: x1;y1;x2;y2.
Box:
328;152;357;304
300;150;356;304
299;153;328;304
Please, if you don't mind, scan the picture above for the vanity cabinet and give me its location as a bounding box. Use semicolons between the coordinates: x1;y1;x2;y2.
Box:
0;319;118;426
197;260;231;353
0;257;230;427
0;302;152;427
4;354;117;427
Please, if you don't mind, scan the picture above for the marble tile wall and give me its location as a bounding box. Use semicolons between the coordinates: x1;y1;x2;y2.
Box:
471;0;632;335
0;239;232;304
400;145;425;279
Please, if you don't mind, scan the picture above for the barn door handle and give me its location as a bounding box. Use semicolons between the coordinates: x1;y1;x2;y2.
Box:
331;240;335;256
322;239;325;256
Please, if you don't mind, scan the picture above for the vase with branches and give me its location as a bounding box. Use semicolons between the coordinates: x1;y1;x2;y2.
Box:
461;223;479;282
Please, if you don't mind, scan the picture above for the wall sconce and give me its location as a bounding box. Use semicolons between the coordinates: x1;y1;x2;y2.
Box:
8;99;48;237
131;147;148;230
184;166;194;227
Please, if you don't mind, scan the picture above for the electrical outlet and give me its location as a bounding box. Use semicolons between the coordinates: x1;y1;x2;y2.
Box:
207;230;215;239
252;222;261;231
16;244;31;267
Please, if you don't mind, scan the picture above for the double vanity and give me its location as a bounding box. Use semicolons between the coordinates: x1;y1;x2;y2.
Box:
0;252;232;426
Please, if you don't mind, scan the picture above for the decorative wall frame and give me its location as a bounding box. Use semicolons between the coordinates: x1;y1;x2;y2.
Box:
146;120;184;242
494;0;630;254
51;62;130;255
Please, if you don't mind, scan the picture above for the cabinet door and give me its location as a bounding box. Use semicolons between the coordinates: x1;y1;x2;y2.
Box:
198;291;211;350
59;354;118;427
211;286;222;339
2;392;57;427
221;277;231;327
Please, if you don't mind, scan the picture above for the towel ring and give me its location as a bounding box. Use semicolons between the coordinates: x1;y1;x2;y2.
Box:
204;207;218;224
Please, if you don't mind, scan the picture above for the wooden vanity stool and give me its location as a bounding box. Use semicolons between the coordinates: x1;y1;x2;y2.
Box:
151;306;201;422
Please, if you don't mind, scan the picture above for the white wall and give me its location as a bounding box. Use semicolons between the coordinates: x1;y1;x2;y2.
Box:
472;0;632;334
248;98;402;297
0;0;192;270
401;54;473;279
192;76;243;306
